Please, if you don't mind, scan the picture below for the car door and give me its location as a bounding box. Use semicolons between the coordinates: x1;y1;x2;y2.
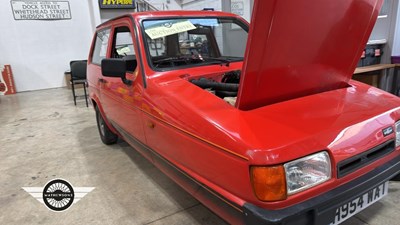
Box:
87;27;111;105
99;22;147;145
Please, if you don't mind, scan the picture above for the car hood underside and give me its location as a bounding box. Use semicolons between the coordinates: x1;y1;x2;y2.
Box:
236;0;384;110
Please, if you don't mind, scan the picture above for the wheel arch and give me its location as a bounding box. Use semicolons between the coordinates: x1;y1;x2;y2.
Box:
92;97;120;136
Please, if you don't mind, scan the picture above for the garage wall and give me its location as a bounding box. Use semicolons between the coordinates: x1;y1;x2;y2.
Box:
147;0;182;11
181;0;222;11
393;2;400;56
0;1;96;92
368;0;399;63
99;0;182;23
99;8;134;23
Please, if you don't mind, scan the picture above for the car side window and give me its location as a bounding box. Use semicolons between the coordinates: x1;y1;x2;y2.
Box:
111;26;137;73
92;28;111;65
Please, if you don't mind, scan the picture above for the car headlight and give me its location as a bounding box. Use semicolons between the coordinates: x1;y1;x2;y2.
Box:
284;151;331;195
396;121;400;147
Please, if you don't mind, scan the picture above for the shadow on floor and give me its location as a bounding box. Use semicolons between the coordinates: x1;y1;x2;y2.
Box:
77;125;226;225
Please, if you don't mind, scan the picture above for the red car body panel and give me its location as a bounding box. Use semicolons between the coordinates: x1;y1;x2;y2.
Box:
126;67;400;210
237;0;384;110
87;3;400;225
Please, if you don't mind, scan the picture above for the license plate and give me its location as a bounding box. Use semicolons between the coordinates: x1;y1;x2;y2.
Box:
330;181;389;225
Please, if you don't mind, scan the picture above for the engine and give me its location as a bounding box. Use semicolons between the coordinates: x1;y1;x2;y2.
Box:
190;70;241;106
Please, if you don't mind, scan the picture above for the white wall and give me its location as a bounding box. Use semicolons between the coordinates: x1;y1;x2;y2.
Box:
147;0;182;10
88;0;102;32
99;8;135;22
0;1;97;92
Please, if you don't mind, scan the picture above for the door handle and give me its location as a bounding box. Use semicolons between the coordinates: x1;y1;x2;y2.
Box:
98;78;107;83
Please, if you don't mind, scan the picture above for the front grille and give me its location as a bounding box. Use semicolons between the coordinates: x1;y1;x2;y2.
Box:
337;140;395;178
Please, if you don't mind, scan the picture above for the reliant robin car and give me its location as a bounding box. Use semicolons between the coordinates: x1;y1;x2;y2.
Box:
87;0;400;224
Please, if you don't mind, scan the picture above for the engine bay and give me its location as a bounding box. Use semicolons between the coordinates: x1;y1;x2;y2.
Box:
189;70;241;106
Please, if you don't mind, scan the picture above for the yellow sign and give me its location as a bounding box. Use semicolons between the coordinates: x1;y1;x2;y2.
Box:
99;0;135;9
102;0;132;5
145;21;196;40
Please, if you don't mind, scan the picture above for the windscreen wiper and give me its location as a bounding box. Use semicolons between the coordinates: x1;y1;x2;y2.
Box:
202;57;231;67
153;57;184;64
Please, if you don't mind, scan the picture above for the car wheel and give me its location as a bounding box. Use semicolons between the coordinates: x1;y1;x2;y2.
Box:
96;106;118;145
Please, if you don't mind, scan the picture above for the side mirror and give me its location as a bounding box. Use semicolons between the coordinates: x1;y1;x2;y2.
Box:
101;58;132;85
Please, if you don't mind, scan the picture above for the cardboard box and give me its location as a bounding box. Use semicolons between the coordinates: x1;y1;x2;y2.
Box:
0;65;17;95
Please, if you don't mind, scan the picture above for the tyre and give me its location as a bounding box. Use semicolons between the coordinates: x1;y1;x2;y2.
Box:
95;106;118;145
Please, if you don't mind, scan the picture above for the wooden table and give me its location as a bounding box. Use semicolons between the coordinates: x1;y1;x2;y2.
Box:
353;64;396;94
354;64;395;74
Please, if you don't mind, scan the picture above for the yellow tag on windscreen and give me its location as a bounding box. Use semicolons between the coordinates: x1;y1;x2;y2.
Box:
145;21;196;40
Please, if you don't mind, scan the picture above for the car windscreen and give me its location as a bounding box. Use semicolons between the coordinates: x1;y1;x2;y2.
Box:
142;17;248;71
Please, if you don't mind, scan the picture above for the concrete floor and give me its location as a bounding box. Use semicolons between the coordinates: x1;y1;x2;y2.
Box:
1;88;400;225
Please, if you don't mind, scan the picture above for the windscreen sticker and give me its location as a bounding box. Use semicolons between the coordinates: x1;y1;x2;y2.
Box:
145;20;196;40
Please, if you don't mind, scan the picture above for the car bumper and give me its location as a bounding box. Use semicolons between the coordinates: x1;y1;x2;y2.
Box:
242;154;400;225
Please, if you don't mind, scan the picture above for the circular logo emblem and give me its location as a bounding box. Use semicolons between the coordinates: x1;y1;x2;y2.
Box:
42;179;74;211
163;22;173;28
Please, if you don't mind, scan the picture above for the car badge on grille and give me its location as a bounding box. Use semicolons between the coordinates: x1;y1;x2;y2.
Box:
382;126;394;137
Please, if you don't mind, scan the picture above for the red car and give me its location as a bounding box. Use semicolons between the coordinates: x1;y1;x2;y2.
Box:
87;0;400;224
